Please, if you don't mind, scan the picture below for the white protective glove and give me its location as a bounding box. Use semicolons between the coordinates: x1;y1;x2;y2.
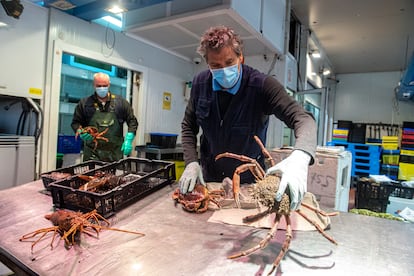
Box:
266;150;311;210
179;161;206;194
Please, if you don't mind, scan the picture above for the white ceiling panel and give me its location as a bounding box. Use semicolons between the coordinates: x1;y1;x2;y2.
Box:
128;9;281;61
291;0;414;73
26;0;414;74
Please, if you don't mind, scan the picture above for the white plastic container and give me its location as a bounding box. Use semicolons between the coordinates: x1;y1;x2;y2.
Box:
386;196;414;216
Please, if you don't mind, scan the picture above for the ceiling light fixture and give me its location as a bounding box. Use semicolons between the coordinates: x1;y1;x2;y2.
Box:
106;5;127;14
310;50;321;58
322;69;331;76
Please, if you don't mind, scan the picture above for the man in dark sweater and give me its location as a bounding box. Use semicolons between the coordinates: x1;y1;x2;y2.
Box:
179;26;316;210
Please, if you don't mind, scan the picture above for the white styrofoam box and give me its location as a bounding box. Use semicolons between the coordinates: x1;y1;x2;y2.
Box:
270;148;352;212
386;196;414;216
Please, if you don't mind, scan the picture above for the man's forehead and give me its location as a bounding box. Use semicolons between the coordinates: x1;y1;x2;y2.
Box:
95;77;109;84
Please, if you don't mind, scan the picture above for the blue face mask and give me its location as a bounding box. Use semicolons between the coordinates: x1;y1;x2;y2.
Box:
95;87;109;98
210;64;240;89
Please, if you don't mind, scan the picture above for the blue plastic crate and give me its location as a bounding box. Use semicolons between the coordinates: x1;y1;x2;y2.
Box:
327;141;350;148
352;163;380;176
328;141;381;176
354;156;380;168
57;135;82;154
349;143;381;156
380;164;399;180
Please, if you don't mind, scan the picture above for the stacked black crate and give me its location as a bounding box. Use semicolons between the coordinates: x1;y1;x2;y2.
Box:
380;150;400;180
349;123;366;144
399;121;414;180
380;136;400;180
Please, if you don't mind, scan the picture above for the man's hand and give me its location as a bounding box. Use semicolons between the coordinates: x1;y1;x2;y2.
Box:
266;150;311;210
179;161;205;194
121;132;135;155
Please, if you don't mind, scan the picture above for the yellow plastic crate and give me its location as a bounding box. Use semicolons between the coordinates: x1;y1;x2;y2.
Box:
174;160;185;180
401;149;414;156
333;129;349;135
382;154;400;165
398;162;414;180
382;136;399;142
382;143;399;150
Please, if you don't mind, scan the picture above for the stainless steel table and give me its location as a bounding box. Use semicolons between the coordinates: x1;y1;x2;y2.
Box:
0;180;413;276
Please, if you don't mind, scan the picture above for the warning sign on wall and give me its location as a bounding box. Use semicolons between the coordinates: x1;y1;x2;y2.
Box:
162;92;171;110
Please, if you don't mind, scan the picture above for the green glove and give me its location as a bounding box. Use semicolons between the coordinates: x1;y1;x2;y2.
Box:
121;132;135;155
77;129;93;141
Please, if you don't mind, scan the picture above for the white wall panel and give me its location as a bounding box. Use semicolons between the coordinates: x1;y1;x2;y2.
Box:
262;0;286;54
334;71;413;124
144;69;187;144
0;3;47;99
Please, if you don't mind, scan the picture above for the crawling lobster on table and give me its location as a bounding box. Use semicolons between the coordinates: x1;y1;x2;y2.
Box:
19;209;144;252
215;136;338;275
76;126;109;150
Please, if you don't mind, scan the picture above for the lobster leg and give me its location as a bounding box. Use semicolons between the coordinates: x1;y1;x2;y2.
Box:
296;207;338;245
195;202;209;213
215;151;266;208
253;135;276;167
301;202;340;217
215;152;266;177
267;214;292;275
97;226;146;236
231;163;261;208
228;213;283;259
85;210;111;226
19;226;60;252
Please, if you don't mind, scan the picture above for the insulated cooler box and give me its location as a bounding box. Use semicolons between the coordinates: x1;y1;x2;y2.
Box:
270;148;352;212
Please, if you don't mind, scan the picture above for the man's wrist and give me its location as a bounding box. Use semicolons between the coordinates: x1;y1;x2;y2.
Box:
291;149;311;164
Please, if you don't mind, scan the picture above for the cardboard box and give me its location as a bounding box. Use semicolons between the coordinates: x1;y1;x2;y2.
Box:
270;148;352;212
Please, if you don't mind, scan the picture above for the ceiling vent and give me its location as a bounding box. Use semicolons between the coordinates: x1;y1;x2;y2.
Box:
48;0;76;11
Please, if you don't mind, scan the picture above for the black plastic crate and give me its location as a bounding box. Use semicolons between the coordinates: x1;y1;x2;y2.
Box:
356;180;395;212
380;164;399;180
149;133;178;148
402;121;414;129
349;123;366;144
337;120;353;130
49;157;175;217
389;185;414;199
40;160;107;190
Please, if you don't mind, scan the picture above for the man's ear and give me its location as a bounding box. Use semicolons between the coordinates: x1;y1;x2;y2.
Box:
240;54;244;64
